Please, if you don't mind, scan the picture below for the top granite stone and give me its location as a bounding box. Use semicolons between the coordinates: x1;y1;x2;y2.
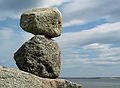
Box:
20;8;62;38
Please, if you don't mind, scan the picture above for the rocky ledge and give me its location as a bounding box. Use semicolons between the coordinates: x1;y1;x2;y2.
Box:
0;66;81;88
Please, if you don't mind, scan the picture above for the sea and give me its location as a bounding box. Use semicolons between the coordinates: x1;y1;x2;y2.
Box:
63;77;120;88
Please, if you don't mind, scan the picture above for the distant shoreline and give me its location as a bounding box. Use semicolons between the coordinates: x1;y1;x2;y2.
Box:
59;77;120;79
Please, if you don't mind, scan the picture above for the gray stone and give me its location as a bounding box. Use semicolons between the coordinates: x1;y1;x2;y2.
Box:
20;8;62;38
0;66;82;88
14;35;61;78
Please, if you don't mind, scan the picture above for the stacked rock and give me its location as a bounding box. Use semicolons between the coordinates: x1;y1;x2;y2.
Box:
14;8;62;78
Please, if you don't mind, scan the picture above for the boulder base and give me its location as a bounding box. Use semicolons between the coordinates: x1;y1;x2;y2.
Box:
14;35;61;78
0;66;82;88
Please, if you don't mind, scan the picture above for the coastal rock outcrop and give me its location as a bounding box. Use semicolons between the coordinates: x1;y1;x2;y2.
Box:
20;8;62;38
0;66;82;88
14;35;61;78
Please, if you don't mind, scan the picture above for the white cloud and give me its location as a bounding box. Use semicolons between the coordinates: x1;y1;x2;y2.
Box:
56;22;120;67
62;0;120;27
1;0;120;27
0;0;69;20
83;43;120;65
61;43;120;68
63;19;84;27
40;0;70;7
56;22;120;46
0;28;14;39
0;27;33;67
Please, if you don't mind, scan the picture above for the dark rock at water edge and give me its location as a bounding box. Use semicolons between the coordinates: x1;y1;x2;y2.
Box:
0;66;82;88
14;35;61;78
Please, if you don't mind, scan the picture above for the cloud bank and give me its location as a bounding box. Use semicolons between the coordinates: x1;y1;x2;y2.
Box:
0;0;68;20
0;0;120;77
0;27;33;67
1;0;120;27
62;0;120;27
56;22;120;67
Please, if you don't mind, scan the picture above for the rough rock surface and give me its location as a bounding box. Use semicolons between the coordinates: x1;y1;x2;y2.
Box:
0;66;82;88
14;35;61;78
20;8;62;38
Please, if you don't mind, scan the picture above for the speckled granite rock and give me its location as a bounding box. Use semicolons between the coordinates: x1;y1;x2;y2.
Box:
20;8;62;38
14;35;61;78
0;66;82;88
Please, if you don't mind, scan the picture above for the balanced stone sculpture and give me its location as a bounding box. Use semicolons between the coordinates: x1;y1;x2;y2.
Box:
14;8;62;78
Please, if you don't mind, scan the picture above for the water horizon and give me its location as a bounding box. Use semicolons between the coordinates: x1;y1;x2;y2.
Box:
60;77;120;79
60;77;120;88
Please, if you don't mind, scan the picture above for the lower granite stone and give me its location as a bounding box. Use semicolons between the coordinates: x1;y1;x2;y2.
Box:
0;66;82;88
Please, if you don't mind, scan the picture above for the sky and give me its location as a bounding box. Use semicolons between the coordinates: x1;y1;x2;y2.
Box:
0;0;120;77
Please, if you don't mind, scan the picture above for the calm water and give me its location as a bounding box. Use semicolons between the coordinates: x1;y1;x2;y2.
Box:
64;78;120;88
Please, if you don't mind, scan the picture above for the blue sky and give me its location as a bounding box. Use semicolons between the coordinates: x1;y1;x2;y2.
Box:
0;0;120;77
